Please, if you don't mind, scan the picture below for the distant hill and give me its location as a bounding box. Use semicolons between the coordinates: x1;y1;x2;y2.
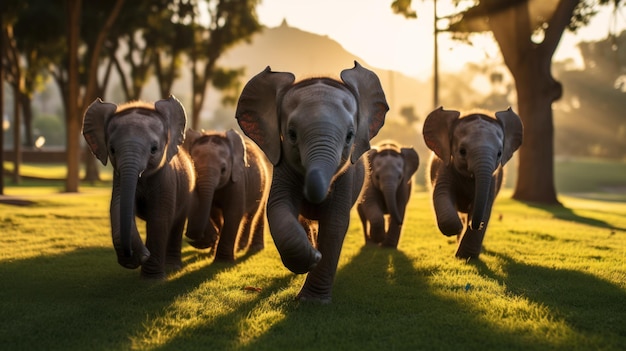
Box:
217;20;433;122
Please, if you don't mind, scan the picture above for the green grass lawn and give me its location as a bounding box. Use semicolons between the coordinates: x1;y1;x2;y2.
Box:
1;179;625;350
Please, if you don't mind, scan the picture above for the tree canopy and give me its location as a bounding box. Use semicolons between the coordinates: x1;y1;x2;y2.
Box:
393;0;624;204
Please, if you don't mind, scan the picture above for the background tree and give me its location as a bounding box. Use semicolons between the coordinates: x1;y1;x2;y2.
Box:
188;0;261;129
393;0;624;204
58;0;125;192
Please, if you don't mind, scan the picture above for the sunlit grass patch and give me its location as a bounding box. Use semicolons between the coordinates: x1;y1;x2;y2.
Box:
0;180;625;350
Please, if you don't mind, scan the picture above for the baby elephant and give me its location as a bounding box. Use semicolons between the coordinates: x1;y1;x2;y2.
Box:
235;61;388;302
82;96;195;278
423;107;523;259
357;141;419;248
183;128;271;262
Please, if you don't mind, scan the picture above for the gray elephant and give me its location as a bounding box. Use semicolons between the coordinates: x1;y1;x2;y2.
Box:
357;141;419;248
235;61;388;302
82;96;195;278
182;128;271;261
423;107;523;259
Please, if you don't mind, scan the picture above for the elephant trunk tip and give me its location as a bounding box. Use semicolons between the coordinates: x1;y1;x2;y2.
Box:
304;169;330;204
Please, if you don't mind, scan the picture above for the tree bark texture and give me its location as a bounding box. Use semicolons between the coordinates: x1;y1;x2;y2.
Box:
488;0;580;204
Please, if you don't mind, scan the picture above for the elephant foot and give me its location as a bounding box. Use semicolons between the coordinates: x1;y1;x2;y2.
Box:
438;220;464;237
455;229;485;259
165;258;183;272
280;249;322;274
188;239;215;250
455;249;480;260
213;255;236;263
140;269;167;280
379;241;398;249
296;290;332;304
116;247;150;269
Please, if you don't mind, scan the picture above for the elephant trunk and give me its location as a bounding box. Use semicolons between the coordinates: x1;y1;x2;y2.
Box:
382;183;402;224
113;160;151;269
303;145;339;204
187;173;218;242
119;169;138;257
469;162;494;231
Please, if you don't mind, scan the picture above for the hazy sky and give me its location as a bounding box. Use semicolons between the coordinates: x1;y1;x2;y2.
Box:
256;0;626;78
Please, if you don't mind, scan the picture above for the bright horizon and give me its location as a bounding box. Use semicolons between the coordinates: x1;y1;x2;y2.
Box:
256;0;626;79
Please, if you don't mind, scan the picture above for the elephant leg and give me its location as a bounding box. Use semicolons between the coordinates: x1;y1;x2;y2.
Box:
456;186;496;259
356;203;370;244
367;208;386;244
188;209;220;250
165;214;186;272
381;217;401;248
248;207;266;252
297;174;354;303
142;218;171;279
433;177;464;236
214;206;245;262
237;214;252;252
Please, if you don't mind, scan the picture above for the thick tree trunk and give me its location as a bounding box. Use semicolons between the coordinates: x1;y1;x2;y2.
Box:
511;59;561;204
487;0;579;205
0;15;4;194
64;0;81;193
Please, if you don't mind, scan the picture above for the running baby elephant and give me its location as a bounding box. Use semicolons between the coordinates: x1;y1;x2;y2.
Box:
235;61;388;302
357;141;419;248
423;107;523;259
82;96;195;278
183;128;271;261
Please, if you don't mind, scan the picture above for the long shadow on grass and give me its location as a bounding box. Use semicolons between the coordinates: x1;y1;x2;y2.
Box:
476;250;626;345
524;201;626;232
0;246;252;351
234;245;573;351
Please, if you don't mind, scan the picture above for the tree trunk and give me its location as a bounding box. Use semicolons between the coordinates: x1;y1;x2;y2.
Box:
511;58;561;204
65;0;81;193
19;92;33;147
0;14;4;194
11;83;21;185
487;0;579;205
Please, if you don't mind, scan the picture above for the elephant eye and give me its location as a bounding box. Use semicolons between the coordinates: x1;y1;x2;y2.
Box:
345;130;355;144
497;150;502;159
459;148;467;157
287;128;297;144
150;145;159;155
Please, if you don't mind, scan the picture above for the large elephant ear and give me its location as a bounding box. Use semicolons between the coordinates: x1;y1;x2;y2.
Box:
340;61;389;163
495;107;523;166
423;107;460;165
155;95;188;162
226;129;246;183
82;98;118;166
183;128;201;152
401;147;420;181
235;66;295;166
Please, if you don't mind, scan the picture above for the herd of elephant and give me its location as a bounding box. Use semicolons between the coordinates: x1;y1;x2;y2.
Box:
82;61;523;303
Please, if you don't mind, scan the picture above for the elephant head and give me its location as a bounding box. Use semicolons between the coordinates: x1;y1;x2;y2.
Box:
368;142;419;224
423;107;523;231
235;61;388;275
183;128;246;246
236;61;388;204
82;96;187;267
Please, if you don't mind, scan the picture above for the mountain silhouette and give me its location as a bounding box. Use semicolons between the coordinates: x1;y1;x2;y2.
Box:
218;20;433;121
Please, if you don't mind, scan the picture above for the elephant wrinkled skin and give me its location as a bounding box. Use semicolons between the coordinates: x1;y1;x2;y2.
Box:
82;96;195;279
423;107;523;259
357;141;419;248
183;128;271;261
235;61;388;302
